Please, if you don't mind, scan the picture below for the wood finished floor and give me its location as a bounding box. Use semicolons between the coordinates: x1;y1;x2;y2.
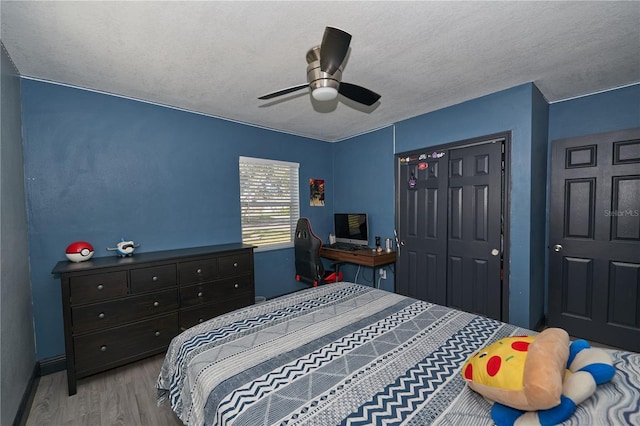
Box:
26;354;183;426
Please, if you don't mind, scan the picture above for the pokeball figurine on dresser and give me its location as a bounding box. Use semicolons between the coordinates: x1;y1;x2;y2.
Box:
106;238;140;257
65;241;95;262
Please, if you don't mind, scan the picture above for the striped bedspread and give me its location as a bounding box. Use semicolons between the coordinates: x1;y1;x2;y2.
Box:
157;283;640;426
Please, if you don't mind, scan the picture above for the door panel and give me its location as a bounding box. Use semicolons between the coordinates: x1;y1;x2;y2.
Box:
447;142;502;320
561;257;593;318
396;138;504;321
608;261;640;328
396;154;448;305
612;177;640;239
565;179;595;238
548;128;640;352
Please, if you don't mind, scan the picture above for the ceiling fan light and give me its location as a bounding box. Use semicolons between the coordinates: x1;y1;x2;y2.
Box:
312;86;338;101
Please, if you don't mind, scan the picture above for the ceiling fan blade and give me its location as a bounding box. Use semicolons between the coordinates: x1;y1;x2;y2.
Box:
338;82;381;106
320;27;351;75
258;84;309;100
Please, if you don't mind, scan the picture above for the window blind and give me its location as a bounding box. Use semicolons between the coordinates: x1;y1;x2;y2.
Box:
239;156;300;251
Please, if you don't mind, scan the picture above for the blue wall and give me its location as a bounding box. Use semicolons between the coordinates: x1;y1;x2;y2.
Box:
529;84;549;327
21;80;334;359
20;78;639;362
1;45;36;426
332;126;396;291
393;84;542;328
549;84;640;141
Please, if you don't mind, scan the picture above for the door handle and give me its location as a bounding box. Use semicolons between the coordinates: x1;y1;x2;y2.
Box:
491;249;499;256
553;244;563;252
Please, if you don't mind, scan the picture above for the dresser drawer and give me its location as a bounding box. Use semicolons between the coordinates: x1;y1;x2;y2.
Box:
180;296;253;330
130;264;177;293
74;313;179;375
218;252;252;277
72;289;178;333
179;275;252;307
69;271;128;305
178;258;217;284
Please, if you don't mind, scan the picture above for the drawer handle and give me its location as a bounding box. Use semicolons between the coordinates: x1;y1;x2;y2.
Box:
153;301;160;307
196;268;202;274
233;262;238;268
100;345;107;352
234;283;239;289
97;284;104;291
154;331;161;337
98;312;105;319
197;291;203;298
152;276;158;282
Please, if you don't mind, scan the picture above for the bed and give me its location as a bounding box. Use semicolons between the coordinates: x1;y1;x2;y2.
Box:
157;282;640;425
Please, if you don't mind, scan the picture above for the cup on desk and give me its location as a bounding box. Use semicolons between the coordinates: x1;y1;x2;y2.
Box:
329;234;336;245
385;238;392;252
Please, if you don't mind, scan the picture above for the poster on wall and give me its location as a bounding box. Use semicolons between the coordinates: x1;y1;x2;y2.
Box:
310;179;325;206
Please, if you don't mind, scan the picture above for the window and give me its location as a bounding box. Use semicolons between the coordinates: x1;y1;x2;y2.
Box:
239;156;300;251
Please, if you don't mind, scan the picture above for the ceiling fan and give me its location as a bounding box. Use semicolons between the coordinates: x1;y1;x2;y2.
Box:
258;27;381;106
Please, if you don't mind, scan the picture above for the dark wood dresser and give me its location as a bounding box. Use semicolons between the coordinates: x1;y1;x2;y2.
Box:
51;243;255;395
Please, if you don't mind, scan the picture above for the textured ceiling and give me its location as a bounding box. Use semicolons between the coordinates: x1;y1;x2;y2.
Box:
2;1;639;142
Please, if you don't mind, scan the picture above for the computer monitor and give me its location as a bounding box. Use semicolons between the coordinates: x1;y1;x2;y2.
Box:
334;213;369;246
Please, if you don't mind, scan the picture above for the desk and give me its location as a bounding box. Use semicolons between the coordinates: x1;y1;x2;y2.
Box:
320;247;396;268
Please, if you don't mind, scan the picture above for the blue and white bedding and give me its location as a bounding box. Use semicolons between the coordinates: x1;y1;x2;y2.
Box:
157;283;640;426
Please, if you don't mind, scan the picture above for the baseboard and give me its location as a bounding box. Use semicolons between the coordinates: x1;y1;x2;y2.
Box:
13;355;66;426
12;363;40;426
39;354;66;375
533;314;547;332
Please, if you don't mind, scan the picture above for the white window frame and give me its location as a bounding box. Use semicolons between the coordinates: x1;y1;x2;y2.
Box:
239;156;300;252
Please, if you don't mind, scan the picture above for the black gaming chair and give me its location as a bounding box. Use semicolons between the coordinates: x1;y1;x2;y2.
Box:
294;218;343;287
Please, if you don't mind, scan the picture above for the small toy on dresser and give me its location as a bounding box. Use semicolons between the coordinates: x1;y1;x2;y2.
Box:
106;238;140;257
65;241;95;262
